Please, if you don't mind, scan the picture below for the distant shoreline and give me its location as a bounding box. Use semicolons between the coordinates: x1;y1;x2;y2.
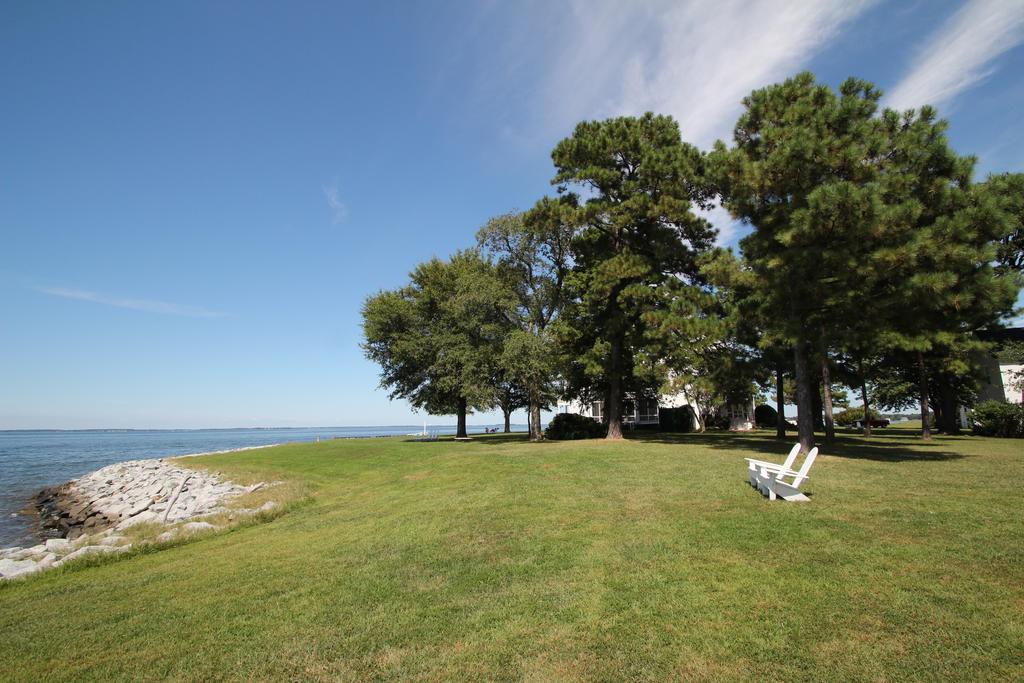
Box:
0;424;529;433
0;426;528;548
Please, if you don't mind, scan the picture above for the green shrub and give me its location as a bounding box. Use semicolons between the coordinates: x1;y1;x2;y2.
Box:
705;412;731;430
658;406;695;432
754;404;778;428
834;406;882;426
544;413;606;440
971;401;1024;437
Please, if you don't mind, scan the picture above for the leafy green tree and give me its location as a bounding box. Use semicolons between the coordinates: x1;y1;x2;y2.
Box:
831;350;884;436
687;248;773;432
477;204;574;440
361;251;515;438
710;73;885;452
704;250;793;438
978;172;1024;274
873;107;1021;438
494;380;529;433
550;113;716;439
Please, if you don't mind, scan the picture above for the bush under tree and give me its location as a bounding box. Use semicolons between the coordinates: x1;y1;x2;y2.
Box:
544;413;607;440
971;401;1024;438
753;404;778;428
834;406;883;426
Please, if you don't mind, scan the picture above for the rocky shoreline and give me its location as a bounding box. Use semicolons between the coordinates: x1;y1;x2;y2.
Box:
1;454;277;581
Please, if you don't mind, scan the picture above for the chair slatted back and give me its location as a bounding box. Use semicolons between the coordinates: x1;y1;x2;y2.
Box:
790;447;818;488
780;443;801;471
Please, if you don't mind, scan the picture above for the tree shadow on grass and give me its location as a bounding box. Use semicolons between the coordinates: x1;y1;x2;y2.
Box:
403;433;531;446
626;430;965;462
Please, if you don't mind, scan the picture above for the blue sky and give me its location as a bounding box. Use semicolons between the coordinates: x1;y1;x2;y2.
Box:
2;0;1022;429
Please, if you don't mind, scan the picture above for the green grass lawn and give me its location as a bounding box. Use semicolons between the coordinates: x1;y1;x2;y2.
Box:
2;431;1021;681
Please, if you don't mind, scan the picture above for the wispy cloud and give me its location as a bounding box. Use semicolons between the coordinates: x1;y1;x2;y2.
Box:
697;203;748;247
322;181;347;224
515;0;877;149
885;0;1024;112
482;0;876;244
38;287;224;318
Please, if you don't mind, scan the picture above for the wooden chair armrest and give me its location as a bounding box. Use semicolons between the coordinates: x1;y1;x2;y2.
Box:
768;469;808;480
746;459;784;468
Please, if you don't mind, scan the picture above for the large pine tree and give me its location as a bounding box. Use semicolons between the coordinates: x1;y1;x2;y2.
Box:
711;73;885;452
872;107;1020;439
549;114;716;439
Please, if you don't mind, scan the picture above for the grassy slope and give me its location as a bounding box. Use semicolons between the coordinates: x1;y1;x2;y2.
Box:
1;431;1021;681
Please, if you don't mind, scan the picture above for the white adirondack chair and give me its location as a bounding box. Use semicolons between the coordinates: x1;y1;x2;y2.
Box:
744;443;801;487
756;447;818;502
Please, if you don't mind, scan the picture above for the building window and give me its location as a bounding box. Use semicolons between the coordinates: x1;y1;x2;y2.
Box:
591;401;604;421
639;398;659;423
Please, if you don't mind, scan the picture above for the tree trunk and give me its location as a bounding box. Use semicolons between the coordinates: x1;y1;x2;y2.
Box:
933;401;945;434
821;353;836;443
775;364;786;438
937;378;960;435
811;382;824;433
792;341;816;453
605;334;624;440
859;361;872;437
529;400;543;441
456;397;468;439
917;352;931;441
503;407;511;433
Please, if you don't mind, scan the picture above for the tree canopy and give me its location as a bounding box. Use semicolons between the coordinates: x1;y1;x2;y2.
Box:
361;251;515;438
551;113;717;439
361;72;1023;444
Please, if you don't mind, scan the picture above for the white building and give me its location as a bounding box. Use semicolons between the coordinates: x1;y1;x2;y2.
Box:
556;389;756;431
977;328;1024;405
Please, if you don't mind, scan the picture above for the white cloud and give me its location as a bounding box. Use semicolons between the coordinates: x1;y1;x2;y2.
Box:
530;0;877;149
885;0;1024;112
38;287;224;318
322;182;347;224
697;203;748;247
494;0;876;243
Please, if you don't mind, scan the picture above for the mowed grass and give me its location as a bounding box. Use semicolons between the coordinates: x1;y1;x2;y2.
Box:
1;431;1021;681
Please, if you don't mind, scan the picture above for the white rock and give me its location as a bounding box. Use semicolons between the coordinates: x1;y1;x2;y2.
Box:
123;500;152;517
98;535;128;547
21;455;258;572
259;501;278;512
61;544;131;564
116;511;159;529
106;503;129;518
0;558;41;579
45;538;72;554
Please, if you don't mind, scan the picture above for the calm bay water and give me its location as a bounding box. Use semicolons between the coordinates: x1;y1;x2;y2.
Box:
0;424;523;548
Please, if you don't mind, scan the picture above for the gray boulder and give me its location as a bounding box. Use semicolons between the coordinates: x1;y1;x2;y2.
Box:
45;538;73;554
98;535;128;547
0;558;41;580
60;544;123;564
